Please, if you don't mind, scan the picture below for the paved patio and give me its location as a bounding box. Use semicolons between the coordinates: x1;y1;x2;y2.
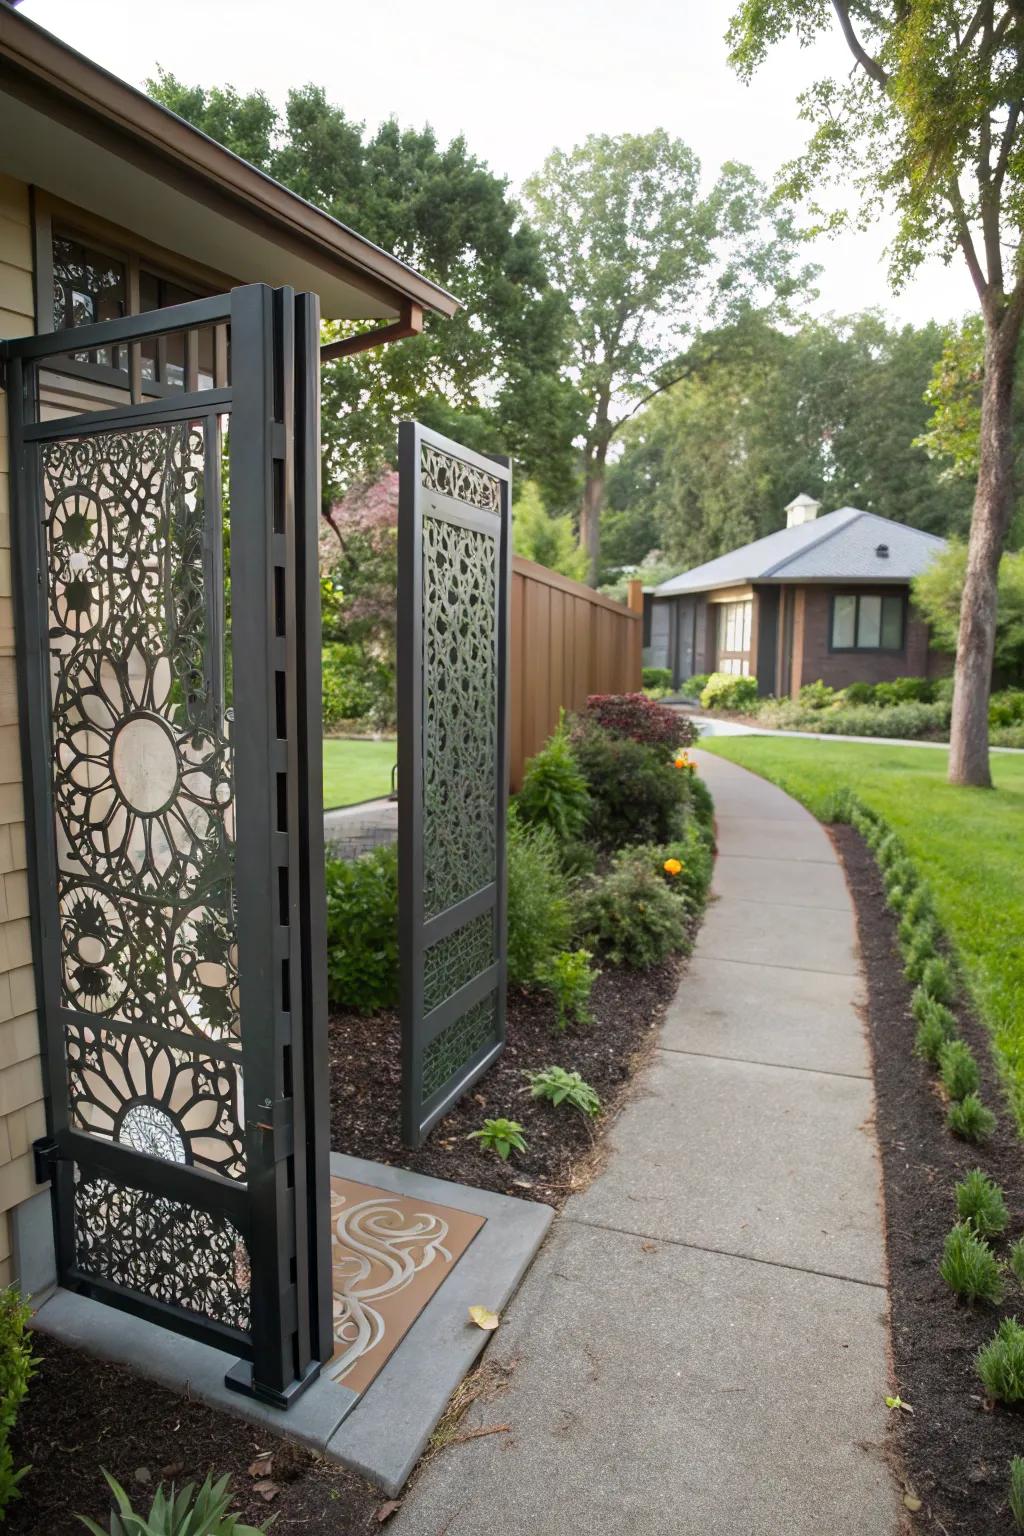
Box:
392;750;899;1535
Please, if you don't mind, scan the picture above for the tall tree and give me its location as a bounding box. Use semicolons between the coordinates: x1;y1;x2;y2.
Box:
727;2;1024;785
524;132;812;584
147;72;580;507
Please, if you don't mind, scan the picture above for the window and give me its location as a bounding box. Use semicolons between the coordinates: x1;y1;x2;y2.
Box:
52;235;127;369
830;592;904;651
716;599;753;676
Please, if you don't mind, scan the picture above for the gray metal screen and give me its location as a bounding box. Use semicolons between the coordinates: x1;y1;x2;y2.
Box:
397;423;511;1147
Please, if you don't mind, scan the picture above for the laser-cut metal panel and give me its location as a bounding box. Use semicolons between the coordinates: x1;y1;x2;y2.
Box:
397;424;511;1147
2;286;330;1403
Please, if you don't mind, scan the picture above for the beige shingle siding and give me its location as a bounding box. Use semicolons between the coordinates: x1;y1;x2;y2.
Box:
0;172;41;1290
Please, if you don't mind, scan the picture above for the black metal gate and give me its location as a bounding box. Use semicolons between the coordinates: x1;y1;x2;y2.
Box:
1;285;331;1405
397;423;511;1147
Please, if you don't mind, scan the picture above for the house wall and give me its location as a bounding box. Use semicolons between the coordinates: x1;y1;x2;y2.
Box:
798;584;940;691
0;174;45;1291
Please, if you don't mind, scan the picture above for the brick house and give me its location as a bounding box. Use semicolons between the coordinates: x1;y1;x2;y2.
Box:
644;494;949;695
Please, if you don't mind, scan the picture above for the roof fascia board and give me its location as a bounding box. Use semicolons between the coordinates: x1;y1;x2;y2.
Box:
0;11;458;318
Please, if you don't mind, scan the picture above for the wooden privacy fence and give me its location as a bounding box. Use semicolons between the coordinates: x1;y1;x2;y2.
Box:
510;556;642;789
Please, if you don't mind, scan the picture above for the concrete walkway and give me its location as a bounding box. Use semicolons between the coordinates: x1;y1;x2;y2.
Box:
393;752;898;1536
690;711;1023;753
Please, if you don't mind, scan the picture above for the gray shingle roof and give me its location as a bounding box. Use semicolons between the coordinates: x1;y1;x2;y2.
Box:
652;508;947;595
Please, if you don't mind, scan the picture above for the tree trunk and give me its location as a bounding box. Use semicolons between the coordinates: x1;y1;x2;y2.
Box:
948;321;1018;786
580;437;609;588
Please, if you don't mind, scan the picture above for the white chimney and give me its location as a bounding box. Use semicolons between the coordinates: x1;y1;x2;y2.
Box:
785;492;821;529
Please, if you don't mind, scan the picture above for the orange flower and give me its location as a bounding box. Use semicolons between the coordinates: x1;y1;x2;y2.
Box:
674;755;687;769
663;858;683;876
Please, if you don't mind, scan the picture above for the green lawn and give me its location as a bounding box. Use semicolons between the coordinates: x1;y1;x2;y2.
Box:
323;737;397;809
701;736;1024;1123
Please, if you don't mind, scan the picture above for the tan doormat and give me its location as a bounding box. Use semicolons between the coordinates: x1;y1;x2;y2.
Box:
329;1175;486;1396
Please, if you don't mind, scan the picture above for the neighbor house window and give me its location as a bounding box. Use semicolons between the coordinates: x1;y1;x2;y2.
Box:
52;234;127;369
831;592;904;651
716;599;752;676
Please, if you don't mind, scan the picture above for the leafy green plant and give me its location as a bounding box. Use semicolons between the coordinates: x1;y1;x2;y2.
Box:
939;1038;981;1101
468;1118;528;1160
325;844;398;1012
642;667;673;690
516;718;591;845
885;857;916;895
903;883;934;927
948;1093;997;1143
921;954;955;1005
914;998;957;1064
540;949;598;1030
526;1066;601;1117
571;723;688;849
843;682;876;706
699;672;759;712
939;1222;1003;1304
955;1169;1009;1237
635;825;714;910
687;771;715;834
1010;1239;1024;1290
681;673;711;698
1009;1456;1024;1530
506;815;572;987
903;922;938;984
798;678;837;710
77;1470;269;1536
874;676;935;706
876;832;902;872
579;853;686;969
977;1317;1024;1403
886;883;908;914
0;1289;33;1521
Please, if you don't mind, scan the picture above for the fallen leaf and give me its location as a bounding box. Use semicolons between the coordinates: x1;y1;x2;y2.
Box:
903;1490;922;1513
885;1394;914;1414
252;1480;279;1502
468;1305;499;1331
641;1241;657;1254
376;1499;403;1522
160;1462;184;1479
248;1456;273;1479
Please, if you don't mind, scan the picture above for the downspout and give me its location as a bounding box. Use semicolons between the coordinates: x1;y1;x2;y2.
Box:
319;300;423;362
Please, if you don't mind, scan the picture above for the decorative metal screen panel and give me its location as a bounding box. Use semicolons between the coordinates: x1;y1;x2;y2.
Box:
398;424;511;1147
3;287;331;1405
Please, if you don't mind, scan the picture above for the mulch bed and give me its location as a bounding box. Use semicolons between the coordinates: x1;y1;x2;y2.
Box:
9;1334;383;1535
328;956;683;1207
834;823;1024;1535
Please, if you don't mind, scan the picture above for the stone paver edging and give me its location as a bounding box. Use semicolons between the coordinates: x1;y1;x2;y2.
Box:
392;750;900;1535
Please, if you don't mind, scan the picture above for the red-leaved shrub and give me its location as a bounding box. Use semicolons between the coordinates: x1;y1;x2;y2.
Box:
581;692;695;750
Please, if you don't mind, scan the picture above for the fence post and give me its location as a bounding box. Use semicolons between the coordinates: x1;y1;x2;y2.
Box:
627;579;644;689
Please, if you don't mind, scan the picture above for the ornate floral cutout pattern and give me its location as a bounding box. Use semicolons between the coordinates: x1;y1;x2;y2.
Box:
421;995;497;1102
420;444;500;513
422;912;494;1015
73;1172;250;1330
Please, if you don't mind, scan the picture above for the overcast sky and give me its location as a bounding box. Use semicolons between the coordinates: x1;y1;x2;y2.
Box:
24;0;976;329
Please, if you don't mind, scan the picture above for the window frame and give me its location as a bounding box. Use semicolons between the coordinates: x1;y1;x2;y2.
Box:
828;589;907;654
715;598;753;677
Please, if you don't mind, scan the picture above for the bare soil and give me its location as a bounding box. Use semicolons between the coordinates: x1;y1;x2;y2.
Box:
835;823;1024;1534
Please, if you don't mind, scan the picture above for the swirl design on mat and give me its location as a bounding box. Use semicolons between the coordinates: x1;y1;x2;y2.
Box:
330;1192;452;1383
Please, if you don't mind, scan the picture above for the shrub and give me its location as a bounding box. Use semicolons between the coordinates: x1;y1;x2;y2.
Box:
914;998;957;1064
977;1317;1024;1402
517;719;591;845
77;1469;270;1536
903;922;938;983
325;845;398;1011
876;832;902;871
874;676;935;706
955;1169;1009;1236
699;672;759;712
939;1038;981;1101
939;1223;1003;1304
572;724;688;849
468;1118;527;1160
1010;1457;1024;1530
989;689;1024;728
540;949;598;1031
903;883;934;928
993;723;1024;747
658;821;715;908
642;667;673;690
0;1290;33;1522
842;681;876;706
799;678;837;710
922;954;956;1005
688;771;715;834
1010;1239;1024;1289
681;672;711;697
322;642;395;730
885;857;916;894
948;1093;997;1142
581;692;695;749
579;853;686;969
886;883;908;914
506;816;572;987
526;1066;601;1117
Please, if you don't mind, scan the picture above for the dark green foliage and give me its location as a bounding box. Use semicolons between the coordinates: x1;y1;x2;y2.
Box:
948;1093;997;1143
939;1038;981;1101
322;642;394;730
914;997;957;1063
642;667;673;689
977;1318;1024;1403
903;921;938;983
843;682;876;705
77;1470;270;1535
635;821;714;911
325;846;398;1012
540;949;598;1031
526;1066;601;1116
0;1290;33;1521
939;1222;1003;1305
1009;1457;1024;1530
681;673;711;697
572;724;688;849
516;722;591;845
873;676;935;706
922;954;956;1005
990;690;1024;727
955;1169;1009;1236
1010;1239;1024;1290
579;853;686;969
688;771;716;834
506;816;572;987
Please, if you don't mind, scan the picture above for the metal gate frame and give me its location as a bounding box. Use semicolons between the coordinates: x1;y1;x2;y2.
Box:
397;421;512;1147
1;284;331;1405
